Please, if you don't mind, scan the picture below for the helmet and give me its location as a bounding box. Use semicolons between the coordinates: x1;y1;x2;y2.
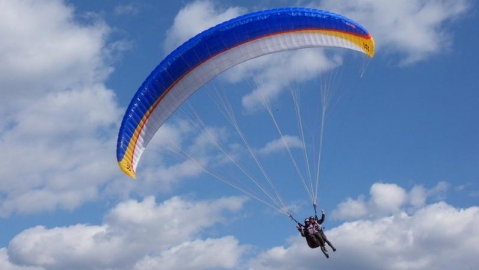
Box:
304;218;310;223
310;216;315;221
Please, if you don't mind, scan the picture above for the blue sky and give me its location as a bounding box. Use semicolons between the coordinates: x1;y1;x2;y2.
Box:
0;0;478;269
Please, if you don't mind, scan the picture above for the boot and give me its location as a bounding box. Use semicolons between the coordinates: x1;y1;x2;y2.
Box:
321;246;329;258
326;241;336;252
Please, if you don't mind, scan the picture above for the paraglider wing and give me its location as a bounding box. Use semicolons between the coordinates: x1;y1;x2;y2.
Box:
117;7;374;178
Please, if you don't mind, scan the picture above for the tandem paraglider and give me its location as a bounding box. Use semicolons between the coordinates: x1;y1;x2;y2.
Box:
296;208;336;258
117;7;374;255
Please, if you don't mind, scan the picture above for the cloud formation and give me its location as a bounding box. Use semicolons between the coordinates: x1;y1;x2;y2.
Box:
163;1;244;52
332;182;450;220
317;0;470;65
6;196;248;270
2;180;479;270
257;135;304;156
248;183;479;270
0;0;124;216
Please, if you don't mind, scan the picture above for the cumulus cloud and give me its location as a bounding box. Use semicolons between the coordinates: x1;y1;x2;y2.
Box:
332;182;450;220
0;0;112;113
257;135;304;156
0;248;42;270
3;180;478;270
0;0;127;216
248;183;479;270
163;0;245;52
0;0;129;215
370;183;408;212
133;237;246;270
235;49;341;113
6;196;248;270
317;0;470;65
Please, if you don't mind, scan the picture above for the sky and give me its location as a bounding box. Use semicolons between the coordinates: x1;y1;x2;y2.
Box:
0;0;478;269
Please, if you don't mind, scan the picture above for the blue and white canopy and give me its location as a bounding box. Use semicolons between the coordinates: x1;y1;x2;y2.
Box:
117;7;375;178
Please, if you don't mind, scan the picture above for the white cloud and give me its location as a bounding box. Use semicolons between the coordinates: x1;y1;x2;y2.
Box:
257;135;303;156
317;0;470;65
6;196;248;270
163;0;245;52
409;185;427;208
0;0;112;114
248;184;479;270
0;0;126;216
0;83;121;216
133;237;247;270
370;183;407;212
0;248;43;270
237;49;341;112
104;196;247;247
333;196;368;220
427;181;449;199
8;225;119;270
332;182;452;220
3;180;479;270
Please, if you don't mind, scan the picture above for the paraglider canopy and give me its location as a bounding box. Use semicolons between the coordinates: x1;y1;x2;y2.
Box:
116;7;374;179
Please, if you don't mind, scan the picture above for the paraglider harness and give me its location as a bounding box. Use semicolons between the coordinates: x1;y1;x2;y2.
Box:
290;204;325;249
